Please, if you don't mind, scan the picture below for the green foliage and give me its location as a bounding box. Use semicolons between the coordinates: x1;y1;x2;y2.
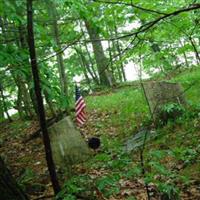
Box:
17;168;36;190
56;175;93;199
162;103;184;114
170;147;198;166
96;175;120;198
1;0;200;199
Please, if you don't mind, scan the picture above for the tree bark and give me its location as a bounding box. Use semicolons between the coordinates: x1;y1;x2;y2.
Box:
113;24;126;82
0;157;29;200
80;23;99;84
0;83;12;122
75;47;92;88
1;16;35;119
0;99;4;119
18;23;36;117
44;90;57;118
27;0;60;195
46;0;68;106
84;20;112;86
189;36;200;64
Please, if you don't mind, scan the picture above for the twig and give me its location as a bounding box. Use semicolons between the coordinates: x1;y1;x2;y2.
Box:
32;195;54;200
93;0;167;15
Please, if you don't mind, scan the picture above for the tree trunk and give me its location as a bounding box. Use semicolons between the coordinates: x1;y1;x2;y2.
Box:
110;33;122;82
44;90;57;118
80;22;99;84
189;36;200;64
107;37;114;75
11;74;31;119
75;47;92;88
75;46;96;82
46;0;68;107
106;27;116;82
0;157;29;200
0;83;12;122
84;20;111;86
18;23;36;117
0;99;4;120
1;16;35;119
113;25;126;82
27;0;61;194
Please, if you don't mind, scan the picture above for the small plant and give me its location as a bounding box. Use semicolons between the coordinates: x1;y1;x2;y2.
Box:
158;183;180;200
159;103;185;124
17;168;36;190
144;150;181;199
96;174;120;198
56;175;94;200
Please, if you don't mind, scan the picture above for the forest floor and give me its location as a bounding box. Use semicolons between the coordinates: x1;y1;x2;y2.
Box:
0;69;200;200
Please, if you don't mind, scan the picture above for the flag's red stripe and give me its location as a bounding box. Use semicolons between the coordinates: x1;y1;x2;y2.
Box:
79;112;86;121
75;97;84;106
77;117;84;125
75;89;86;126
76;102;86;113
75;98;85;109
76;103;86;116
77;112;86;122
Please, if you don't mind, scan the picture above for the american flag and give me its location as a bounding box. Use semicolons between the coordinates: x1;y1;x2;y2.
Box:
75;85;86;126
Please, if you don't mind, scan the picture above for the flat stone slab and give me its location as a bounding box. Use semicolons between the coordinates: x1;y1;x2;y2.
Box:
125;129;158;152
48;117;90;167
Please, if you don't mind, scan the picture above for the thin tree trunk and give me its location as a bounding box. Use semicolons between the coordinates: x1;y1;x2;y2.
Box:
110;35;122;82
46;0;68;106
113;25;126;82
107;29;115;80
1;16;35;119
0;99;4;119
108;39;114;73
11;74;31;119
80;23;99;83
0;17;24;119
75;47;92;88
44;90;57;118
75;48;91;88
189;36;200;64
84;20;111;86
180;40;190;68
27;0;60;195
0;83;12;122
21;81;34;119
18;23;36;117
75;46;97;83
183;51;190;68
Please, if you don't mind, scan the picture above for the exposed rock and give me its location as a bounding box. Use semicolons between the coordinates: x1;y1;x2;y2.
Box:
48;117;91;168
143;81;186;123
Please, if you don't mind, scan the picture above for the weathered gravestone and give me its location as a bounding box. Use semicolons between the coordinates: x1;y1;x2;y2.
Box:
143;81;186;123
125;129;158;152
48;117;90;168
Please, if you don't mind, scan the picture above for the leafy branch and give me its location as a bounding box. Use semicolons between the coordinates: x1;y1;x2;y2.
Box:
93;0;167;15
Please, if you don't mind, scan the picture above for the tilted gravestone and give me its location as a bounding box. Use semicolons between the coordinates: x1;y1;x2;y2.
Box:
48;117;90;168
143;81;186;123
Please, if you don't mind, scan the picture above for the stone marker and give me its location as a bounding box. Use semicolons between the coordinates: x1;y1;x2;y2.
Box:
48;116;90;168
143;81;186;122
125;129;157;152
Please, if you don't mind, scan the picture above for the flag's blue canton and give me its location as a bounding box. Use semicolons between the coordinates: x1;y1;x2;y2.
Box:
75;85;81;101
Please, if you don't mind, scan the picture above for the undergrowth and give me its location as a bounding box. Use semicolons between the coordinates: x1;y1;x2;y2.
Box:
58;69;200;199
